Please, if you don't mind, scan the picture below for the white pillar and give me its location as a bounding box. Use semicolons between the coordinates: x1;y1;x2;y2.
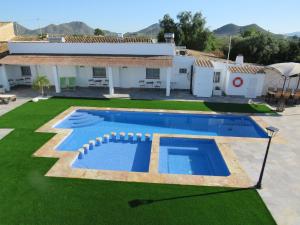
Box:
107;66;114;95
52;65;60;93
0;65;10;91
166;67;172;96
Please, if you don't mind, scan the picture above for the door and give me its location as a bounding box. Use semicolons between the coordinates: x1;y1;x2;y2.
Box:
246;77;258;98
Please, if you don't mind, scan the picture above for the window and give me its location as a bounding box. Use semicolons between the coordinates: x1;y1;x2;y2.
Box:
93;67;106;78
213;72;221;83
179;68;187;74
146;68;160;79
21;66;31;76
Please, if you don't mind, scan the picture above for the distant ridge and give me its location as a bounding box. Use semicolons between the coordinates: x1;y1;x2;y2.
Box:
124;23;160;37
213;23;270;36
13;21;117;36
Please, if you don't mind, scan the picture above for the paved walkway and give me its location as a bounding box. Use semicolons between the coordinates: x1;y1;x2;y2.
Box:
230;106;300;225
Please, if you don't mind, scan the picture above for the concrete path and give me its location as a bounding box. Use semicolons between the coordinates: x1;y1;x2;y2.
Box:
230;106;300;225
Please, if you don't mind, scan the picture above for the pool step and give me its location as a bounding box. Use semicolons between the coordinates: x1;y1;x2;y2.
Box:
69;114;104;128
77;132;152;159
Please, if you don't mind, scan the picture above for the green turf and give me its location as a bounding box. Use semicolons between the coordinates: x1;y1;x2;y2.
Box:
0;98;276;225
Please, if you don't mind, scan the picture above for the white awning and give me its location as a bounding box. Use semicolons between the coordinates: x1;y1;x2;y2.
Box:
268;63;300;77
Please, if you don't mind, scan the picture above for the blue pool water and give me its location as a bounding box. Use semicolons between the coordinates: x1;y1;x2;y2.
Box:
159;138;230;176
55;109;267;151
73;140;152;172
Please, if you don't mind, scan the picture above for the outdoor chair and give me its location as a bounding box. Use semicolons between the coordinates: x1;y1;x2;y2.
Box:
283;91;292;104
102;80;109;87
292;91;300;104
265;87;276;102
154;81;161;88
60;77;68;89
88;79;97;87
273;91;283;103
146;81;154;88
138;80;145;88
8;79;16;87
68;77;76;90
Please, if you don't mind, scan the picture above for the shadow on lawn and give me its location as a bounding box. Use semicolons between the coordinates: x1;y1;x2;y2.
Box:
128;187;254;208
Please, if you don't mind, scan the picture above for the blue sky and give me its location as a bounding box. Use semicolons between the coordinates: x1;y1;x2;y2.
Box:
1;0;299;33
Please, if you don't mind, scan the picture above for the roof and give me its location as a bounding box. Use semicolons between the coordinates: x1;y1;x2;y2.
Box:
0;42;8;54
0;22;11;28
64;35;153;43
0;55;172;67
194;57;213;68
12;35;154;43
228;65;265;74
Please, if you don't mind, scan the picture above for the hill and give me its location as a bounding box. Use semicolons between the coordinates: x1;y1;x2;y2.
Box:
285;32;300;37
124;23;160;37
13;21;117;36
213;23;269;36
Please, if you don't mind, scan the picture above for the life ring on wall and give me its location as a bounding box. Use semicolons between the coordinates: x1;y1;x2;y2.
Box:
233;77;243;87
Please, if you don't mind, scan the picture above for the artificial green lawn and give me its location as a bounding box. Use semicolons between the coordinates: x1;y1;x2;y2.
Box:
0;98;276;225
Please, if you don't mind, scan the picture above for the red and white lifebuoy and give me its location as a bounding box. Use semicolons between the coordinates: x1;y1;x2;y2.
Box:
233;77;243;87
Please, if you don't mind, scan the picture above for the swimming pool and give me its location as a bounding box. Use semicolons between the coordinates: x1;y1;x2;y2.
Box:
159;138;230;176
55;109;267;151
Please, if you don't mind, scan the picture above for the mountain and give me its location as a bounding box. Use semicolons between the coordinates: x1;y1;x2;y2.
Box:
285;32;300;37
213;23;269;36
13;21;117;36
124;23;160;37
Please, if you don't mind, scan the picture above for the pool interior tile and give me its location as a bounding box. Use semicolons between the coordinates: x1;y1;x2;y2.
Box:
33;106;279;188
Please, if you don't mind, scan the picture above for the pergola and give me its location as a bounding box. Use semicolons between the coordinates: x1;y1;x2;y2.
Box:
267;63;300;93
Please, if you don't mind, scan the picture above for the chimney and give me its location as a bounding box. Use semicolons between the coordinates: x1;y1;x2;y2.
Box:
235;54;244;65
164;33;175;43
48;36;65;43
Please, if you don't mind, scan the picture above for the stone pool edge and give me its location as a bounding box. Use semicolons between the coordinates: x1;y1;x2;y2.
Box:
33;106;285;187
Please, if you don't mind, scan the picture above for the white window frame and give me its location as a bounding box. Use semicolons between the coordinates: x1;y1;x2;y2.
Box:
213;72;221;83
179;68;188;74
93;67;106;78
21;66;32;77
146;68;160;79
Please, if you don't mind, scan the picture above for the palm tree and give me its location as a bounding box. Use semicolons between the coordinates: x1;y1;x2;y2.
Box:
32;75;50;96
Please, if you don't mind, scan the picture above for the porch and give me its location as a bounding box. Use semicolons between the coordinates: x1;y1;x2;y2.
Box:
7;85;266;104
0;55;174;97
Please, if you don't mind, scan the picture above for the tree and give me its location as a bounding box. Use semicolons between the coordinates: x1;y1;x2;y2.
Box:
157;11;216;51
157;14;178;43
32;75;50;96
94;28;104;36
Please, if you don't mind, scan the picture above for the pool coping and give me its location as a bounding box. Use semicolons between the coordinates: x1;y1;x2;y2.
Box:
34;106;286;187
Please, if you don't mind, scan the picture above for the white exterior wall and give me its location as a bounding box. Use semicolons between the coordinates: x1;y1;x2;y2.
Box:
8;42;176;56
225;73;265;98
211;62;228;92
192;66;214;97
171;56;194;90
119;67;168;88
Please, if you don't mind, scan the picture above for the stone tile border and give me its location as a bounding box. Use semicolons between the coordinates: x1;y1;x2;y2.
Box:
34;106;285;187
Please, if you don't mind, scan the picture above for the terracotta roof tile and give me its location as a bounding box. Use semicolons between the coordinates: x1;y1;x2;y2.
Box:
64;35;153;43
229;65;265;74
0;55;172;67
194;57;213;68
12;35;154;43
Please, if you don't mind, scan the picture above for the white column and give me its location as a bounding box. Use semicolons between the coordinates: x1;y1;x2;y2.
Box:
107;66;114;95
0;64;10;91
52;65;60;93
166;67;172;96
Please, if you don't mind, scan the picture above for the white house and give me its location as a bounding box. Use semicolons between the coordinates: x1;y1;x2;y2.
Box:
0;34;276;98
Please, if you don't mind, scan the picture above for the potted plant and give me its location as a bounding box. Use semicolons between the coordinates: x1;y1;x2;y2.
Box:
32;75;50;97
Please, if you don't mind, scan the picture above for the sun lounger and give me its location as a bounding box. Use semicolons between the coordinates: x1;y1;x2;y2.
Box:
0;94;16;104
